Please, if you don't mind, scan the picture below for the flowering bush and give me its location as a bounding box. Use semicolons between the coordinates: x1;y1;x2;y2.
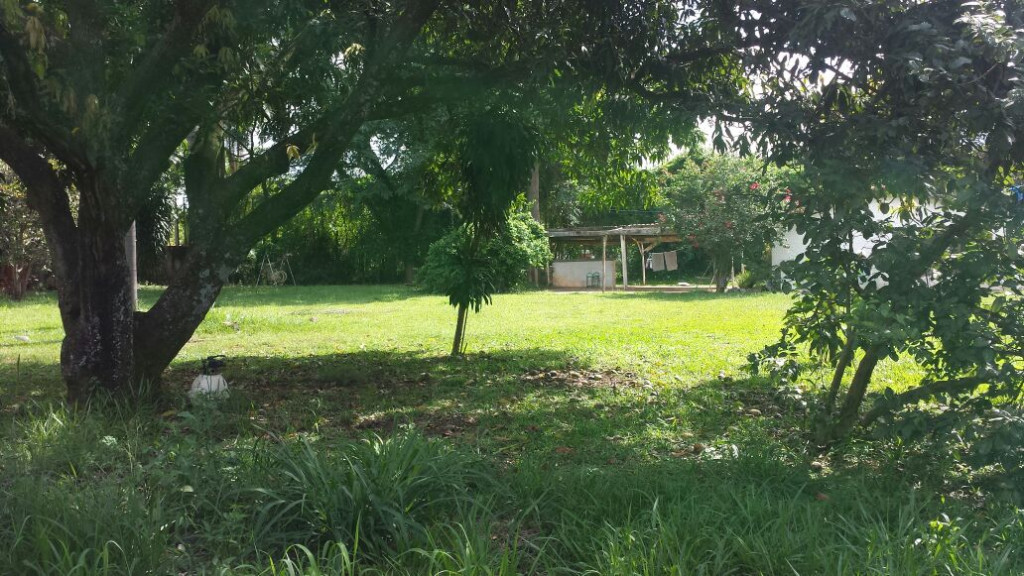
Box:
660;153;793;292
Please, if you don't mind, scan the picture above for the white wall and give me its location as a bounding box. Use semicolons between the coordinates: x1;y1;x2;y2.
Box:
771;227;808;267
771;200;944;288
551;260;617;289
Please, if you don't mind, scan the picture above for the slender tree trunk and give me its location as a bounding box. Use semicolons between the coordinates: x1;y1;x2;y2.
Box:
404;205;425;284
451;302;469;356
16;262;31;298
527;163;541;286
6;264;23;300
824;331;857;413
821;345;883;444
714;254;729;293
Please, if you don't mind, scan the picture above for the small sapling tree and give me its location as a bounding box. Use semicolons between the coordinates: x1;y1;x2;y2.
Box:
419;209;551;355
418;109;544;355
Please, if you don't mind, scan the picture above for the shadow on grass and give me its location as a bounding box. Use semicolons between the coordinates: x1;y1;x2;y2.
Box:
1;345;955;498
0;358;63;408
149;347;826;468
144;284;424;310
3;347;983;576
178;349;966;549
600;289;780;302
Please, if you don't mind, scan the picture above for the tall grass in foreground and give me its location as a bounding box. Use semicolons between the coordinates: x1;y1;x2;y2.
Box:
250;431;488;556
2;403;1022;575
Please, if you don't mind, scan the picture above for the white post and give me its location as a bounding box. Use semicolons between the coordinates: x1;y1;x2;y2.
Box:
635;240;647;286
601;235;607;293
125;221;138;311
620;234;628;289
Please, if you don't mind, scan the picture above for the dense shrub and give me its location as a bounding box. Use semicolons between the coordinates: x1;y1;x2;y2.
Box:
660;152;792;292
417;209;551;295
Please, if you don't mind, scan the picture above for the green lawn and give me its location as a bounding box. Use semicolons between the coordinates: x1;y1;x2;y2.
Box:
0;286;1019;575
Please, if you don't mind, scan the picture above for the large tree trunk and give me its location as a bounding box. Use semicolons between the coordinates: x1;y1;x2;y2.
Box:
0;0;439;404
60;229;235;403
60;221;137;404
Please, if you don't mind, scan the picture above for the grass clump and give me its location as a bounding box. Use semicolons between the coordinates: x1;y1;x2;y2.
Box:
0;404;166;576
251;431;487;557
1;480;167;576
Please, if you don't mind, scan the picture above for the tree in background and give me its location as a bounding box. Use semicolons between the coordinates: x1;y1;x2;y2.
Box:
741;1;1024;488
418;207;551;355
0;163;49;299
661;152;789;292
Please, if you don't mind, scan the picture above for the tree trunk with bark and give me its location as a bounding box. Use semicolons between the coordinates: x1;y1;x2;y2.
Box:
814;345;883;445
527;163;542;286
1;262;31;300
451;302;469;356
404;205;426;284
713;254;730;293
60;216;138;403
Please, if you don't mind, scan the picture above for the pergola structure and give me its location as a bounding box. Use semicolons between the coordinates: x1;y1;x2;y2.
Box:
547;224;682;290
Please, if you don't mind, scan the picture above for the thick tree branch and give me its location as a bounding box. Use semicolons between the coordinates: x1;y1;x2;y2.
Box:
215;124;323;212
0;123;80;322
371;0;441;66
65;0;105;100
229;127;359;247
0;124;77;246
182;121;225;224
860;376;988;428
357;143;398;193
224;0;441;244
0;21;86;173
114;0;217;142
135;0;443;372
123;93;211;213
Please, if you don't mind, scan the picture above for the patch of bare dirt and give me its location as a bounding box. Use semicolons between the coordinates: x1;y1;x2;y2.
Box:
353;411;479;438
519;368;636;389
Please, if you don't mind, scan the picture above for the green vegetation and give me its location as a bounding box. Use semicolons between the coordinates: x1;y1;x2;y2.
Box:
2;0;729;398
659;152;793;292
748;2;1024;453
418;208;552;355
0;161;48;300
2;286;1021;574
